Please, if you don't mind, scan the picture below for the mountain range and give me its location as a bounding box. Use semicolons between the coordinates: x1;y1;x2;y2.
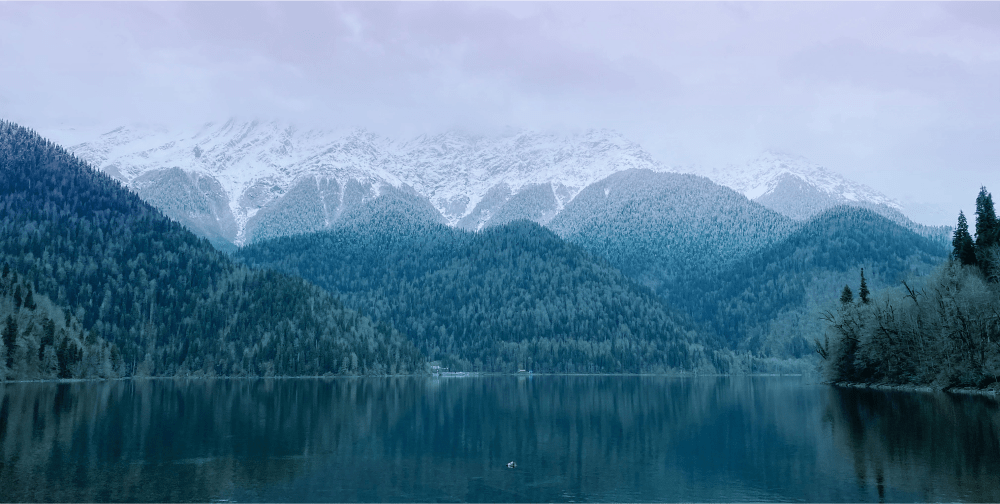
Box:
0;121;425;379
0;120;955;379
54;120;947;247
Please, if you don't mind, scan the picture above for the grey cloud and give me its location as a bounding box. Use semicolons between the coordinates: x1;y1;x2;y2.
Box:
1;1;998;225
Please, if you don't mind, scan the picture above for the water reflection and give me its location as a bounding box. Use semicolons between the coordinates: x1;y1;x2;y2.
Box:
825;386;1000;502
0;377;997;502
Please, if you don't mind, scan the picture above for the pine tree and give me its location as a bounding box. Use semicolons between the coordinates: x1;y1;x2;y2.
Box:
2;315;17;369
840;285;854;305
39;318;55;361
23;285;36;310
953;210;977;266
975;186;999;278
859;268;870;304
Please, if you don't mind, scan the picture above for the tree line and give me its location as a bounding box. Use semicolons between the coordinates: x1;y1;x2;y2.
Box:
817;187;1000;387
0;120;423;380
237;203;732;374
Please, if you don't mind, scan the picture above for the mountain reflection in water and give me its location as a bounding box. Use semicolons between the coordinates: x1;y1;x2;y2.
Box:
0;376;998;502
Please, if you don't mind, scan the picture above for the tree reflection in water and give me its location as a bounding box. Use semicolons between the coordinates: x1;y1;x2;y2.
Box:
825;386;1000;502
0;377;998;502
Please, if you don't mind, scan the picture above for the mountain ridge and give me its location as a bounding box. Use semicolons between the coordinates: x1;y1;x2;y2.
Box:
51;120;936;245
0;120;424;378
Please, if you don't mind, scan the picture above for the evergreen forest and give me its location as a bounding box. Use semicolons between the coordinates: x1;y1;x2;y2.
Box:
236;199;731;373
818;187;1000;388
0;120;968;382
686;207;948;359
0;121;423;380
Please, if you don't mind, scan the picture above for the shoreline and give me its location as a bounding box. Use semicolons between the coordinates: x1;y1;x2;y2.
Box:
0;371;817;384
832;380;1000;397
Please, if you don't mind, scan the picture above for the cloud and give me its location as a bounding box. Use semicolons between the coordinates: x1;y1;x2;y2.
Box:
1;2;997;225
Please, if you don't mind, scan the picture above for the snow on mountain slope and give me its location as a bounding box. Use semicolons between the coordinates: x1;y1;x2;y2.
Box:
64;121;407;242
692;151;902;220
54;120;944;246
684;151;950;244
58;121;670;243
395;129;664;228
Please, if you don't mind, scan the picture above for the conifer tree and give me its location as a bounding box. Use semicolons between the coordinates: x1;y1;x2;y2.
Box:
23;285;35;310
975;186;999;279
840;285;854;305
859;268;870;304
2;315;17;369
952;210;977;266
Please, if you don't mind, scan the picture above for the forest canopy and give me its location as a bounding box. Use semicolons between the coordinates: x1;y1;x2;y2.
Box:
0;121;423;380
817;187;1000;388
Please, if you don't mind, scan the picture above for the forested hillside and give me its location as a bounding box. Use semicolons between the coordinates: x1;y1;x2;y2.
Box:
818;188;1000;388
0;264;118;380
0;121;423;379
548;169;797;295
236;201;729;374
686;207;949;358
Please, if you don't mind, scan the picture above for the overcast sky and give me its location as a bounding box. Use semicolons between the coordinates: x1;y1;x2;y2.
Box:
2;2;998;225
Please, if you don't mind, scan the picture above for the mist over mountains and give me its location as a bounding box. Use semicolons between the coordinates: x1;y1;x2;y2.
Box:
0;120;954;379
57;120;946;248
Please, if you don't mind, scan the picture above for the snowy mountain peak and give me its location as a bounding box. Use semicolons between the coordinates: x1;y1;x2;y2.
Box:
691;150;902;221
53;120;935;245
55;121;669;242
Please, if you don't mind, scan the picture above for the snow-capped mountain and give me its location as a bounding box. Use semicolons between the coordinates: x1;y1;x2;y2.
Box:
53;120;947;247
692;150;903;221
687;151;949;242
58;120;669;244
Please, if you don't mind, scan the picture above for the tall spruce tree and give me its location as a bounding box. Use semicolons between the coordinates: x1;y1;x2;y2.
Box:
2;315;16;369
975;186;999;279
840;285;854;305
953;210;977;266
859;268;870;304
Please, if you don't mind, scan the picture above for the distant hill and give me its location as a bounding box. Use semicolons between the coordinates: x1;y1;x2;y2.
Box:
548;169;798;295
545;172;949;360
693;151;951;243
685;206;949;358
0;121;423;379
236;207;728;374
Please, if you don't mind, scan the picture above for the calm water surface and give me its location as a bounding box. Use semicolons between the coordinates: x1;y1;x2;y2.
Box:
1;376;998;502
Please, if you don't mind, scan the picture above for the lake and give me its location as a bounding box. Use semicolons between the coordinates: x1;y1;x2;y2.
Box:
1;376;998;502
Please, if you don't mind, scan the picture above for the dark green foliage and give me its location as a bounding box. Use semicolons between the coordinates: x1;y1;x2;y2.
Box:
0;121;422;378
819;261;1000;387
975;187;998;250
974;187;999;281
953;211;977;266
840;285;853;305
22;284;35;310
237;210;724;374
859;268;870;304
819;188;1000;387
39;317;55;361
682;207;948;358
547;169;946;360
0;267;111;379
2;315;15;369
548;169;797;295
56;337;82;379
